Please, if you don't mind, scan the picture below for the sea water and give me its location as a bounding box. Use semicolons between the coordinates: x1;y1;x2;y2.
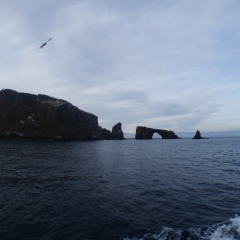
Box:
1;138;240;240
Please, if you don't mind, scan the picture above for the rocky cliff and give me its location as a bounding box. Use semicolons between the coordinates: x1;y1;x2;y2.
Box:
0;89;98;140
135;126;180;139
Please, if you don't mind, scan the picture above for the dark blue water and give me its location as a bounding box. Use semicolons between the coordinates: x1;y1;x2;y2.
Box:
1;138;240;240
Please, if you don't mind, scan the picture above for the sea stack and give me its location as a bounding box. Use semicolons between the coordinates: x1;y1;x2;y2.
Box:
192;130;208;139
111;122;125;140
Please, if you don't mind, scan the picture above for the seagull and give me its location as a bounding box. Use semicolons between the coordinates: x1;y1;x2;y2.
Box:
39;38;52;48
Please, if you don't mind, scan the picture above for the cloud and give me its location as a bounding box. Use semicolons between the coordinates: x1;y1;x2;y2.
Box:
1;0;240;133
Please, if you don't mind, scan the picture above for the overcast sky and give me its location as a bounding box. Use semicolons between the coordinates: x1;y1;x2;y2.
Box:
1;0;240;133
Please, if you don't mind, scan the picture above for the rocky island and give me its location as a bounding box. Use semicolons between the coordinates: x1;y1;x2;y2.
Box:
135;126;180;139
0;89;126;141
0;89;208;141
0;89;100;140
192;130;208;139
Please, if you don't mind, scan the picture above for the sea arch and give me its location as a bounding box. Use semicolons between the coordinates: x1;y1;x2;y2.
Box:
135;126;180;139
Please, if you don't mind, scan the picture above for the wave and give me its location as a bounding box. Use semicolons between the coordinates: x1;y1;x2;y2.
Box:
124;215;240;240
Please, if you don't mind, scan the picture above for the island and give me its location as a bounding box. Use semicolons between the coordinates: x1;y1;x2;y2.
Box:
192;130;208;139
0;89;124;140
135;126;180;139
0;89;100;140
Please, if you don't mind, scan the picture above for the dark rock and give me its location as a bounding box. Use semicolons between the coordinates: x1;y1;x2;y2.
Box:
97;123;125;140
97;126;112;140
112;122;125;140
192;130;208;139
105;129;112;140
0;89;99;140
135;126;180;139
117;129;124;139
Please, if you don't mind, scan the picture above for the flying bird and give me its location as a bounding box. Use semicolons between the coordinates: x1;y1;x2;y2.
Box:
39;38;52;48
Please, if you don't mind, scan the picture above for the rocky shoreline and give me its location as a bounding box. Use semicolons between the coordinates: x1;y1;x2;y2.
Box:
0;89;125;141
0;89;208;140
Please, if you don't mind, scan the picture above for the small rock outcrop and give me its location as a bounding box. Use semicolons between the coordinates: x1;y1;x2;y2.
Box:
0;89;98;140
112;122;125;140
97;126;112;140
135;126;180;139
192;130;208;139
97;123;125;140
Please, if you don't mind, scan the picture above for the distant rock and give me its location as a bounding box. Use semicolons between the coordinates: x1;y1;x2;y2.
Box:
135;126;180;139
0;89;99;140
192;130;208;139
111;122;125;140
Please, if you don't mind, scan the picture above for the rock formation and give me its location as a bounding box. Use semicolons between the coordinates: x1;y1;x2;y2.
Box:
0;89;99;140
192;130;208;139
111;122;125;140
135;126;180;139
97;126;112;140
96;123;125;140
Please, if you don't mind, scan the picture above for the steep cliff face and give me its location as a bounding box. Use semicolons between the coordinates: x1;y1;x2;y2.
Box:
135;126;180;139
0;89;98;140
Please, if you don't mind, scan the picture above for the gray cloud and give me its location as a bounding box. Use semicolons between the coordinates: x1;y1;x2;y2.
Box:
1;0;240;133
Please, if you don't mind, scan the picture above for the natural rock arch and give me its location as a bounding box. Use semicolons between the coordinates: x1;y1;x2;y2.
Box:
135;126;180;139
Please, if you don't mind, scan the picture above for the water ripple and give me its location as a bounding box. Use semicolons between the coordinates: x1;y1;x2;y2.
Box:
0;138;240;239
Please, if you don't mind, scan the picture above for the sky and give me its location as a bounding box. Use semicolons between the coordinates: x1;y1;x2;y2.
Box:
1;0;240;133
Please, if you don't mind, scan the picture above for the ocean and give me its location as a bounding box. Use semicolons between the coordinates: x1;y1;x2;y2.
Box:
1;138;240;240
